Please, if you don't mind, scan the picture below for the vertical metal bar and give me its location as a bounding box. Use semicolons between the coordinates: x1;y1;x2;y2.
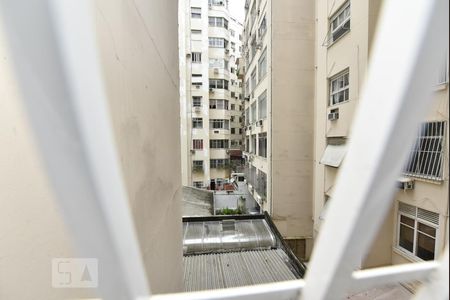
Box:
302;0;449;299
0;1;150;299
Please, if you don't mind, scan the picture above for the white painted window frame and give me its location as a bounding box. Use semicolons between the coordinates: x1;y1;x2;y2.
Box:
329;70;350;106
330;1;351;43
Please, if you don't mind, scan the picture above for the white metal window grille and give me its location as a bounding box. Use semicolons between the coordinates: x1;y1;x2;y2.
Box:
258;90;267;119
191;7;201;18
209;79;229;90
209;119;230;130
258;48;267;80
2;0;448;299
330;1;351;43
192;96;202;107
208;37;228;48
208;17;228;29
398;202;439;261
210;139;229;149
192;118;203;128
403;121;445;181
191;52;202;63
258;133;267;158
329;70;349;105
192;139;203;150
210;159;229;168
209;99;229;110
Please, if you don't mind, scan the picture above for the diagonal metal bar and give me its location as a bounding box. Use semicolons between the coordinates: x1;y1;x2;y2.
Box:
302;0;449;299
0;1;150;299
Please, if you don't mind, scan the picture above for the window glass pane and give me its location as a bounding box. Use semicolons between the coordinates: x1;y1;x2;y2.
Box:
416;232;435;260
400;215;415;227
399;224;414;253
418;222;436;236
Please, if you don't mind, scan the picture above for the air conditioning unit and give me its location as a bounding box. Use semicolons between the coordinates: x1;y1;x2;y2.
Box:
214;68;219;74
213;130;219;134
190;149;196;154
244;96;250;101
195;85;200;89
257;9;260;16
194;106;201;113
258;119;263;126
226;149;230;154
225;49;229;54
328;112;339;121
186;53;191;58
397;177;414;190
209;88;214;92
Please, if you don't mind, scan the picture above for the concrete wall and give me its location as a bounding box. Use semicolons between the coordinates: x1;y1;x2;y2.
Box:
0;1;182;298
271;0;315;251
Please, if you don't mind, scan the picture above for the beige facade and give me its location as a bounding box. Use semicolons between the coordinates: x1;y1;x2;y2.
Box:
242;0;316;259
180;0;245;189
313;0;449;271
0;1;182;298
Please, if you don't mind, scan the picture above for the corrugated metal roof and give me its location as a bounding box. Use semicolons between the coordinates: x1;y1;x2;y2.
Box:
183;219;276;255
183;249;298;292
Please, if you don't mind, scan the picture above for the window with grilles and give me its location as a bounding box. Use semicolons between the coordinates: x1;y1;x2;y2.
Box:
403;121;445;181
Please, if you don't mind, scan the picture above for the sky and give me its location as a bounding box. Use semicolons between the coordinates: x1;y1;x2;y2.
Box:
228;0;245;23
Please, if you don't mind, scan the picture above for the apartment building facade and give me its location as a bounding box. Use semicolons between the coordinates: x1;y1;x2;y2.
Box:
180;0;245;190
241;0;316;259
313;0;449;271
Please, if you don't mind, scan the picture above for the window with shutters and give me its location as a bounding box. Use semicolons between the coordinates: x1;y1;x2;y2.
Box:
397;202;439;261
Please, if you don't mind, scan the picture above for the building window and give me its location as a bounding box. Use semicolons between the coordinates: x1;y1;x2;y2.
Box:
209;0;226;7
209;79;229;90
192;96;202;107
245;137;250;152
209;58;227;68
209;37;228;48
251;134;257;154
245;79;250;96
231;128;235;134
192;160;204;172
231;104;235;110
251;68;257;91
210;119;230;130
258;15;267;38
403;121;446;181
192;82;202;87
250;35;257;60
245;109;249;126
191;29;202;35
210;159;229;168
208;17;228;29
437;53;448;85
258;90;267;120
192;118;203;128
210;139;229;149
191;7;201;18
258;133;267;158
258;48;267;80
256;170;267;197
192;52;202;63
251;102;257;123
209;99;229;110
192;139;203;150
230;29;235;37
330;1;350;43
397;202;439;261
193;181;203;188
329;70;349;105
